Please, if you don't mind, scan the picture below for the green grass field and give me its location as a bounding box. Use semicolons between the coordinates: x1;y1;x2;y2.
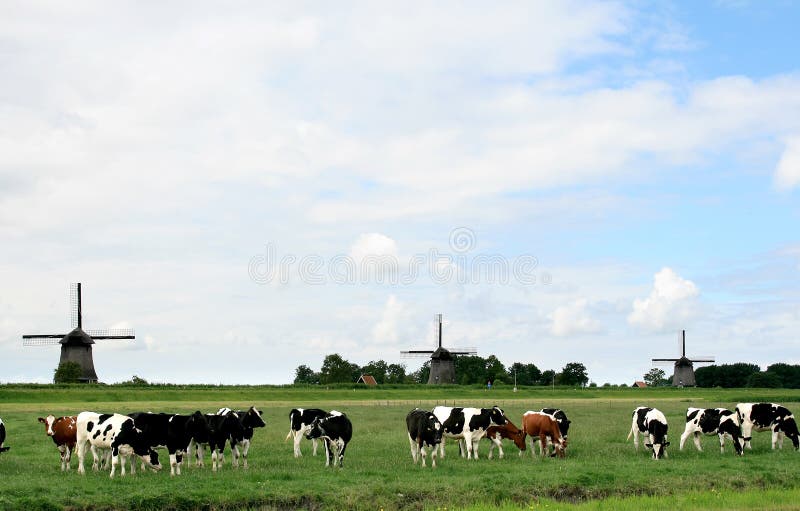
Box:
1;384;799;510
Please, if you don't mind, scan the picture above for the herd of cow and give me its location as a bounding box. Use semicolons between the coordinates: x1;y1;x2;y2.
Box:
0;401;796;475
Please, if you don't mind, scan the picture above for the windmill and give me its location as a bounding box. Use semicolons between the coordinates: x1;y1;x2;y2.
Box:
651;330;714;387
401;314;477;384
23;283;135;383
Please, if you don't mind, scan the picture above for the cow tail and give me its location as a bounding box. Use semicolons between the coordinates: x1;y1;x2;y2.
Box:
285;430;293;442
626;425;634;441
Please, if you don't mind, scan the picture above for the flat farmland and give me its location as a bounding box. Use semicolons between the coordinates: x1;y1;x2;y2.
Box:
1;385;799;510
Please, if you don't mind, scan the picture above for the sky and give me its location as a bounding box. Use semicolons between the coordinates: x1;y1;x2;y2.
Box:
1;1;799;385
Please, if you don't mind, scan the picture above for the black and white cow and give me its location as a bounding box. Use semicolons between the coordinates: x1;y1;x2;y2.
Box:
305;410;352;468
432;405;509;460
192;411;246;471
129;411;211;476
76;412;162;478
679;407;743;455
216;407;266;468
736;402;800;451
406;408;443;468
627;406;670;459
286;408;329;457
0;417;9;454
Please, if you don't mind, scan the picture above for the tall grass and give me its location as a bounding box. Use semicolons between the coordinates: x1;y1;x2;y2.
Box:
0;385;798;510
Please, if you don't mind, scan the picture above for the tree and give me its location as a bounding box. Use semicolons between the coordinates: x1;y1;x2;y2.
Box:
361;360;389;384
507;362;542;386
643;368;667;387
409;361;430;383
386;363;406;384
747;371;781;388
454;355;487;385
484;355;507;384
765;363;800;388
293;364;319;384
53;362;82;383
695;363;760;388
319;354;356;384
539;369;556;387
559;362;589;387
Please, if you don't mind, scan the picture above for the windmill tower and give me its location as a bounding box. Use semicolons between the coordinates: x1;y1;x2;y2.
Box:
22;283;135;383
651;330;714;387
401;314;477;384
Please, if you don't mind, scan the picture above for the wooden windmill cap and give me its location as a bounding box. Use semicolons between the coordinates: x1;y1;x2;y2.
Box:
60;327;95;346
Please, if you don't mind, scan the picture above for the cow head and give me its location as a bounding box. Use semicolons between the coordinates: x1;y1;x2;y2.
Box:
38;415;56;436
489;406;508;426
505;420;527;451
305;416;328;440
551;437;568;458
426;414;443;444
243;407;266;429
779;416;800;450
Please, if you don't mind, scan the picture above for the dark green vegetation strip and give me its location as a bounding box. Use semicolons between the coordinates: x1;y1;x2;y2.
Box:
0;385;799;510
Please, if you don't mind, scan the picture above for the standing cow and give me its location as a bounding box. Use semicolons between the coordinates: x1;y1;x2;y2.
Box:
521;411;567;458
305;410;352;468
216;407;266;469
736;402;800;451
539;408;571;455
484;420;526;459
627;406;670;459
679;407;743;455
286;408;329;457
0;417;9;454
76;412;162;478
38;415;77;470
406;408;443;468
432;405;508;460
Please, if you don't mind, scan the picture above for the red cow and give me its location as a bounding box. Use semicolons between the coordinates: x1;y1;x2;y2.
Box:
38;415;78;471
522;411;567;458
484;420;527;459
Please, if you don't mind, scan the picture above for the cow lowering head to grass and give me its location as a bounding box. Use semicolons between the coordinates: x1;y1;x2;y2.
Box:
305;410;352;468
432;405;509;460
76;412;162;478
38;415;77;470
484;420;526;459
679;407;743;455
627;407;669;459
521;411;567;458
736;403;800;451
406;408;443;468
286;408;329;458
0;417;9;454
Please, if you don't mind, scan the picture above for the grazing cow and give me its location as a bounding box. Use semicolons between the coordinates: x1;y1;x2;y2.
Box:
736;402;800;451
38;415;77;470
432;405;509;460
627;407;670;459
216;407;266;468
286;408;329;457
305;410;352;468
679;408;743;455
484;419;526;459
76;412;162;478
129;411;211;476
522;411;567;458
0;417;8;454
539;408;571;455
192;411;245;471
406;408;443;468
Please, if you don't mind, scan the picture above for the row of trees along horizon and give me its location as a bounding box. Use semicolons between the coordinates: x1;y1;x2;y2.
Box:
50;357;800;388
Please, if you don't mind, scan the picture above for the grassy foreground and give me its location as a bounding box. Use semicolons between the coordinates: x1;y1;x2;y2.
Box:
0;384;799;510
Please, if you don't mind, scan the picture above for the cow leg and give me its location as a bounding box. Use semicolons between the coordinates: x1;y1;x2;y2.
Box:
539;437;548;458
312;437;319;457
438;438;446;459
90;444;100;471
336;438;347;468
241;439;250;469
324;439;332;467
408;435;419;464
741;423;753;449
77;440;87;475
679;429;691;450
231;441;241;468
693;432;703;452
195;443;205;467
58;444;67;471
211;448;218;472
110;448;119;479
419;443;427;468
470;436;480;460
169;452;179;476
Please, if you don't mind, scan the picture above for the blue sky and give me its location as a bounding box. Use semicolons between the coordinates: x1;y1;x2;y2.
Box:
1;1;799;384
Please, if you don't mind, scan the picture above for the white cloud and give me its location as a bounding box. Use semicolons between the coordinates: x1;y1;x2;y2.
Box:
551;298;603;337
775;135;800;190
628;267;700;332
349;233;398;262
371;295;410;345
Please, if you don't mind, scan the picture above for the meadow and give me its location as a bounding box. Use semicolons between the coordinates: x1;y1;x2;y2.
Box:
1;384;799;510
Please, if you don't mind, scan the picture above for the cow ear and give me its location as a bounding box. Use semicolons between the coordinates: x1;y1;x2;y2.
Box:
645;443;653;448
664;442;671;446
38;417;45;423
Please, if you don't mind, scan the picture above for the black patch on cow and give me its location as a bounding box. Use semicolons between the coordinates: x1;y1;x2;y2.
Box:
541;408;571;438
686;409;700;422
468;409;492;431
98;414;113;425
442;408;466;435
698;409;721;434
86;421;94;432
406;409;442;447
635;407;653;433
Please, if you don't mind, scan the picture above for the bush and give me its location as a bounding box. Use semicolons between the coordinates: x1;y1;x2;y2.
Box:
53;362;82;383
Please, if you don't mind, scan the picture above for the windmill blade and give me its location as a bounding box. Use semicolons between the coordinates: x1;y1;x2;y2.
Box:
449;347;477;355
85;328;135;339
70;283;81;329
400;350;433;359
22;335;65;346
690;357;715;363
652;358;677;366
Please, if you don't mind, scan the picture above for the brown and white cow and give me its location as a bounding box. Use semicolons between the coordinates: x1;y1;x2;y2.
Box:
38;415;78;471
484;420;526;459
522;411;567;458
